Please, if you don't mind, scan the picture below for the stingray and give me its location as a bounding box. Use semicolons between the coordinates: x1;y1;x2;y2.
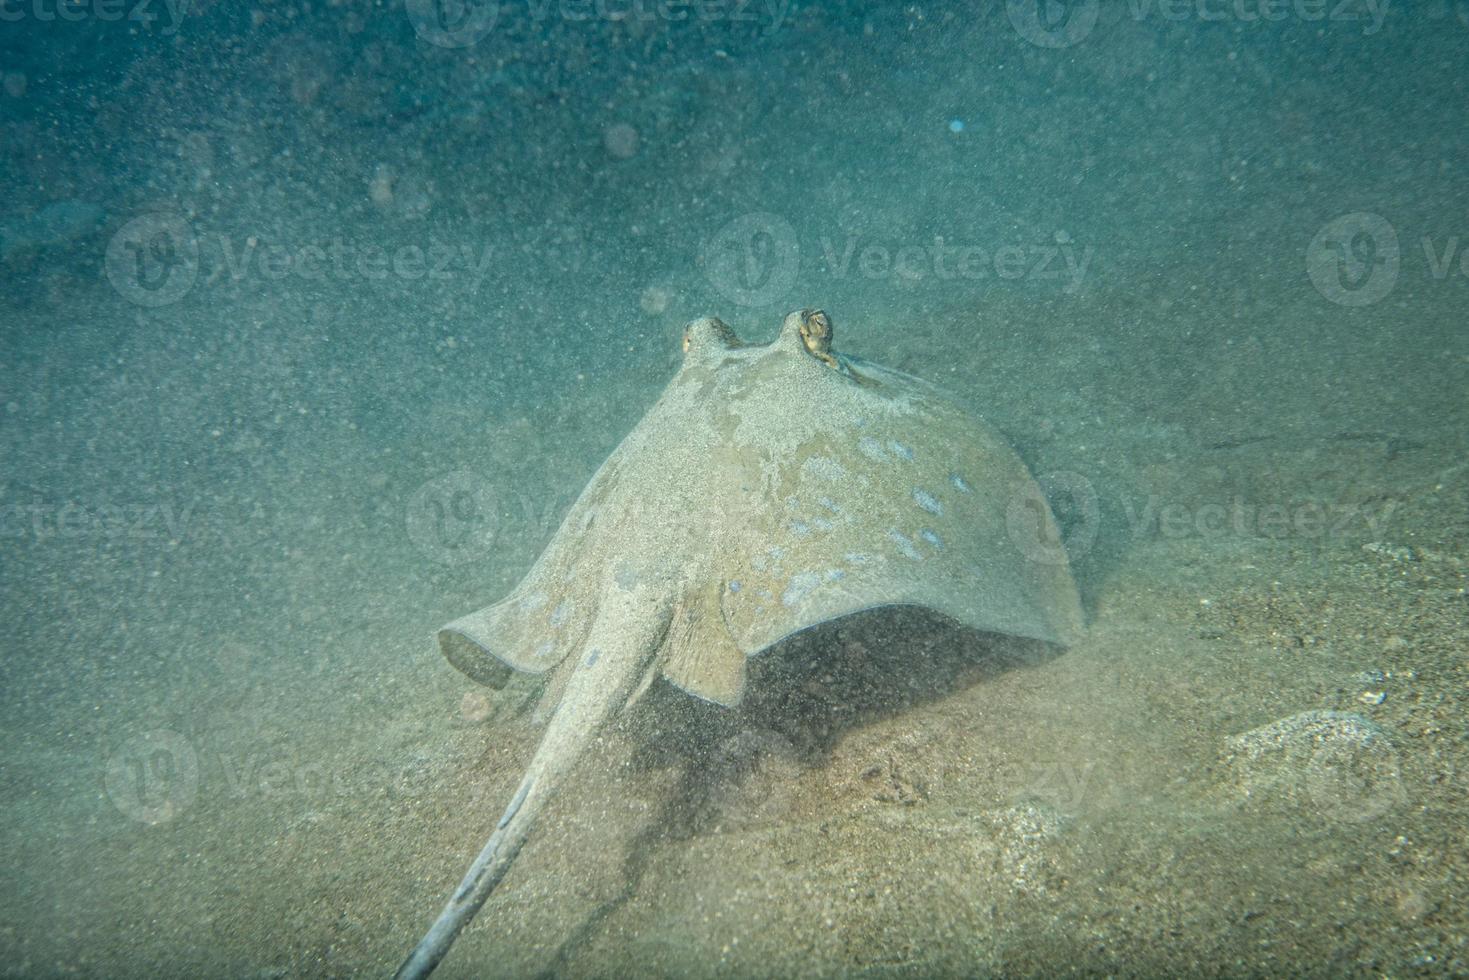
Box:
395;309;1084;977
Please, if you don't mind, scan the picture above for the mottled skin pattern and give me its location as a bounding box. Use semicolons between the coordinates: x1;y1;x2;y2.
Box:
395;310;1084;978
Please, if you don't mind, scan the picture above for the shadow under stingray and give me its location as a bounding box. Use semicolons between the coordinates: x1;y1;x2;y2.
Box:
534;604;1061;977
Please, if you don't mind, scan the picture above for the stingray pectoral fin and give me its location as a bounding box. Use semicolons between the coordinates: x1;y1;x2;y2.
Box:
397;586;672;980
437;582;586;687
437;626;516;688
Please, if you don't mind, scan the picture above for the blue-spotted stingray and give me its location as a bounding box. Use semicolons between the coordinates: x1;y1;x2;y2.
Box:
395;309;1084;977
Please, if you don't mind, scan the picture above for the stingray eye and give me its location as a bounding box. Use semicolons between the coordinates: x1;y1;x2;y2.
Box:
795;309;837;366
807;310;831;339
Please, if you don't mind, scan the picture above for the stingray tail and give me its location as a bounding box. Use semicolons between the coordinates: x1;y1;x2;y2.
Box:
394;586;671;979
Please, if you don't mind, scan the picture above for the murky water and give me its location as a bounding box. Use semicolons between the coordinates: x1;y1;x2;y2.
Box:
2;3;1466;976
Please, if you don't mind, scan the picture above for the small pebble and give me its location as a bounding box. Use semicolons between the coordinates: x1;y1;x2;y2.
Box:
1359;691;1386;706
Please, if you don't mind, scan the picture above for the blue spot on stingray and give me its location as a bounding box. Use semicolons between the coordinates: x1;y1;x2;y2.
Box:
810;516;835;532
921;529;944;548
818;496;842;514
825;568;846;582
585;648;601;667
913;488;943;515
534;640;555;659
549;600;572;627
782;572;822;607
858;436;888;462
889;530;923;561
728;580;742;593
950;474;972;493
890;441;915;461
789;519;812;536
845;552;871;564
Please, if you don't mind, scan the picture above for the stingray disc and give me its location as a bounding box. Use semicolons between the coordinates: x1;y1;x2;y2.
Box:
438;310;1084;706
